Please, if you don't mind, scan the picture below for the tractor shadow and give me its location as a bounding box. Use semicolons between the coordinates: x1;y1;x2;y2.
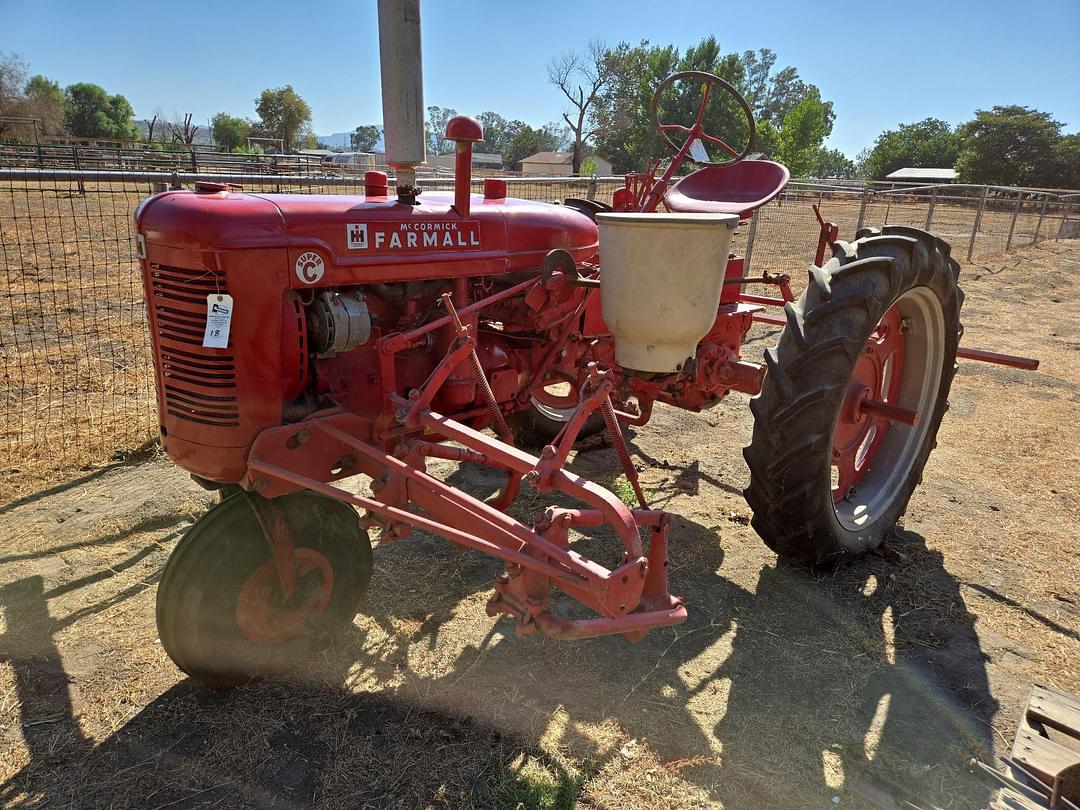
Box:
0;574;578;809
0;451;997;808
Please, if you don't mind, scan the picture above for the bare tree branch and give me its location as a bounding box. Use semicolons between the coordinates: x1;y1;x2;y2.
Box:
547;41;608;175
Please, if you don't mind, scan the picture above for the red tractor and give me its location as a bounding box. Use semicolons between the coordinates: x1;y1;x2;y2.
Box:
137;1;1033;685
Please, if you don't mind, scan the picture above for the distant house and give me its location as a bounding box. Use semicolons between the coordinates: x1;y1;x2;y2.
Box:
427;152;503;172
884;167;957;183
519;151;613;177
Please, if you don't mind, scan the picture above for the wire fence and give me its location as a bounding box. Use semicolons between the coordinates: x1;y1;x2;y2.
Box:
1;169;1076;499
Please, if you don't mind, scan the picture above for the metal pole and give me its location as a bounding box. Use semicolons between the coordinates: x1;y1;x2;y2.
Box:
72;146;85;194
883;182;895;224
925;186;937;231
744;211;759;272
586;175;598;201
856;187;870;232
967;186;988;261
1032;193;1050;245
1005;189;1023;252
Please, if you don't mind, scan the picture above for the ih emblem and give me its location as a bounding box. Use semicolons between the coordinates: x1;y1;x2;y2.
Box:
347;223;368;249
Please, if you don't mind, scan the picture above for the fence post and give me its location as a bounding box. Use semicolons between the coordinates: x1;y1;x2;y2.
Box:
1032;193;1050;245
924;186;937;231
586;175;598;201
856;187;870;232
744;211;759;272
1005;190;1023;252
966;186;988;261
71;146;86;194
883;182;896;224
190;150;198;173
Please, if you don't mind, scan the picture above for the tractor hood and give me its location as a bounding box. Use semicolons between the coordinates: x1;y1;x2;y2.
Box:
136;188;598;286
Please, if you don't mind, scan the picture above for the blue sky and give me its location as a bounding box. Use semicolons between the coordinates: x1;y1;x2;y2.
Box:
2;0;1078;158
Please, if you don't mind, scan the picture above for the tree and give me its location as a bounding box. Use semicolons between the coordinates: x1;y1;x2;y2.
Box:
812;147;856;179
211;113;253;151
166;112;199;146
0;54;66;140
591;40;684;173
955;106;1062;187
0;53;30;139
860;118;961;180
503;124;560;170
351;124;381;152
255;85;312;151
425;106;458;155
775;86;834;176
24;74;64;134
474;112;526;156
548;39;608;174
742;49;818;131
591;39;836;173
63;82;137;140
1055;133;1080;190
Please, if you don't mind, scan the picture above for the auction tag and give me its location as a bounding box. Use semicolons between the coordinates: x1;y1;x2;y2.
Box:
689;138;711;163
202;293;233;348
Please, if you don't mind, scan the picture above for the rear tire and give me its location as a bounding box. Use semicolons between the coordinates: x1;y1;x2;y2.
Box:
156;491;372;686
743;226;963;567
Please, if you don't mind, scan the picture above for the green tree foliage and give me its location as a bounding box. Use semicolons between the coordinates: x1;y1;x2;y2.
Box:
255;85;312;151
775;87;834;176
425;106;458;155
955;106;1063;187
211;113;254;151
24;74;65;134
503;124;561;170
63;82;137;140
812;147;856;179
475;111;526;156
859;118;961;180
742;48;824;131
350;124;381;152
1055;133;1080;189
592;38;833;173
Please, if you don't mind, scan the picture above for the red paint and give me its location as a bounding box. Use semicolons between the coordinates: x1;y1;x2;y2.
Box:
664;160;790;218
832;304;906;500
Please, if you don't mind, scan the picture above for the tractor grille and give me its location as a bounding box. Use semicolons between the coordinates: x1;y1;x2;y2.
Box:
149;263;239;427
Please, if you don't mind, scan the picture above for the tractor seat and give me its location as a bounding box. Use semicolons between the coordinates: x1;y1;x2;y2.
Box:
664;160;790;219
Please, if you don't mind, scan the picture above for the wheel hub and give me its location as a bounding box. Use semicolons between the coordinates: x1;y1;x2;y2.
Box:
235;549;335;645
833;306;905;501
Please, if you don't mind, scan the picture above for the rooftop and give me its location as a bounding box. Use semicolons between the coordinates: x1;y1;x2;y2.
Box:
885;167;958;181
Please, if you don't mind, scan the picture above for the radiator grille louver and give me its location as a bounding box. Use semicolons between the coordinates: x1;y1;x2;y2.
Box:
150;264;239;427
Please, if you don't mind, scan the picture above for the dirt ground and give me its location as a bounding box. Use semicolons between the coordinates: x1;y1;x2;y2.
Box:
0;240;1077;808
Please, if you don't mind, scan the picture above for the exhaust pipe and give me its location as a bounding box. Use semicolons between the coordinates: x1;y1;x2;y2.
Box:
377;0;426;198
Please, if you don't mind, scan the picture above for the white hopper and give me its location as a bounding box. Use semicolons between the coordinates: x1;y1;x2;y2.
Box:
596;212;739;373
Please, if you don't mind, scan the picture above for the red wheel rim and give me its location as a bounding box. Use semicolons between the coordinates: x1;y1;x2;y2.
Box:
235;549;334;645
832;304;906;502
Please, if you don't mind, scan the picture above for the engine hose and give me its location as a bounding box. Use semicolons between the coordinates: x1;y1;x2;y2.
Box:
601;395;647;509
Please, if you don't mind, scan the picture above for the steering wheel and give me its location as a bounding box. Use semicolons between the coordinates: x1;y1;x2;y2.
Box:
651;70;756;167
